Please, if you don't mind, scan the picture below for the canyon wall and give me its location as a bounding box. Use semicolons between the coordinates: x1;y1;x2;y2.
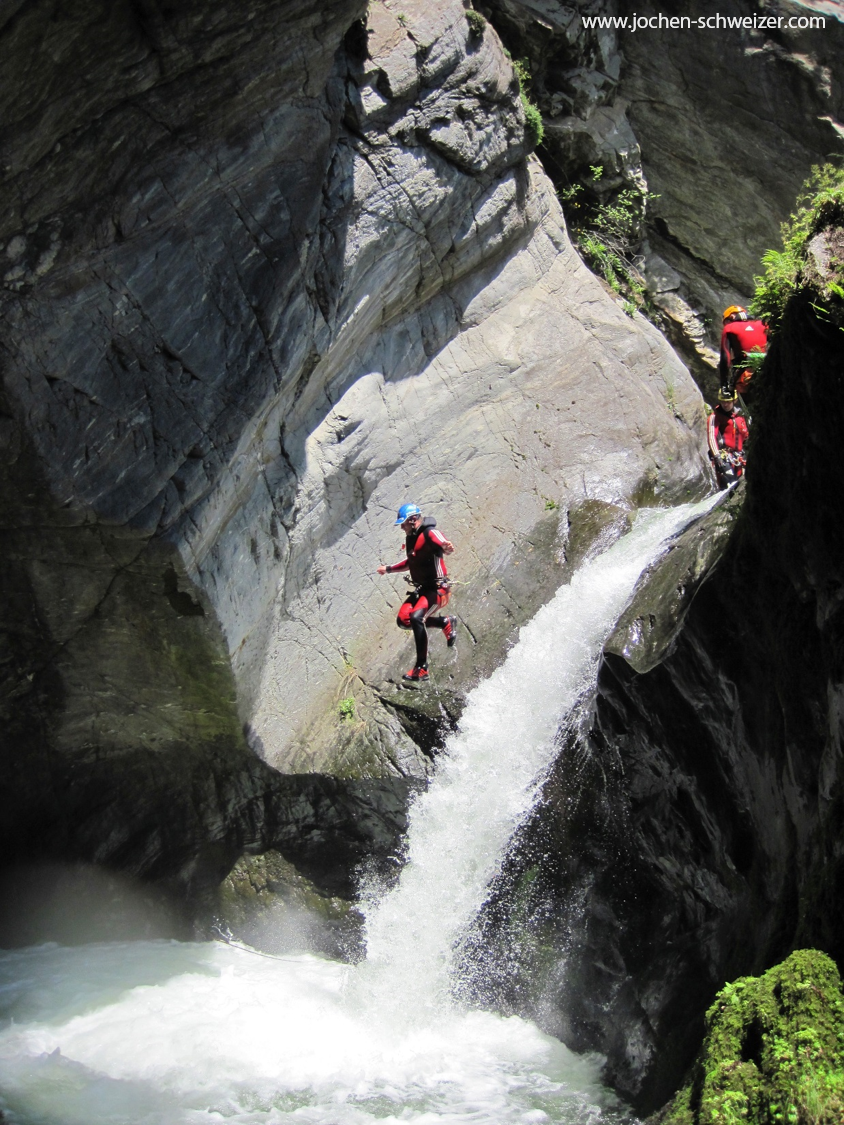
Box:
482;0;844;384
465;212;844;1113
5;0;842;1112
0;0;709;911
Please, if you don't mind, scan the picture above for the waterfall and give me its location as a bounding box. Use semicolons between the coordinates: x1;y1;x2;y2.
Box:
0;498;718;1125
357;498;718;1020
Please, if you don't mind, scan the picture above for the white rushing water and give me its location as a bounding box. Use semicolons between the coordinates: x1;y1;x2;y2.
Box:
0;498;718;1125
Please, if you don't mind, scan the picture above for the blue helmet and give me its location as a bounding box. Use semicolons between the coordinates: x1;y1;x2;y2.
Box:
395;503;422;524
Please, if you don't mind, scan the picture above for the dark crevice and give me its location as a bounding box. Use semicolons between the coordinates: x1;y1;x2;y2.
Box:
163;564;205;616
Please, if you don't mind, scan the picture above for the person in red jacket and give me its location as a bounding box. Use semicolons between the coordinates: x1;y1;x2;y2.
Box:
719;305;767;396
707;388;749;489
377;503;457;683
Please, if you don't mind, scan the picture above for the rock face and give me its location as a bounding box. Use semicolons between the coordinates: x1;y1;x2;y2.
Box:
481;0;844;384
461;215;844;1113
0;0;710;907
620;0;844;375
213;850;364;961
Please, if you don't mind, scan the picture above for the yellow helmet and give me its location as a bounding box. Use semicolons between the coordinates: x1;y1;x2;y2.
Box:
723;305;748;321
718;387;738;404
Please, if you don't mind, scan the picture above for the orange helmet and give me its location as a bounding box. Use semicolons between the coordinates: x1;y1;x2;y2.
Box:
723;305;748;322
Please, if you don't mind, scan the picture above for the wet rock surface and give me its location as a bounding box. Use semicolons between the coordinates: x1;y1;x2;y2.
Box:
605;484;742;674
211;850;365;961
463;217;844;1113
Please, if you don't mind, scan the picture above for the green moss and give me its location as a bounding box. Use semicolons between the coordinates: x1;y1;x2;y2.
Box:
164;632;244;743
661;950;844;1125
466;9;486;38
752;163;844;330
522;97;544;147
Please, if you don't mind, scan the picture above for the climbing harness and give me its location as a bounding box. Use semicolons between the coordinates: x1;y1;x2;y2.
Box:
404;575;452;610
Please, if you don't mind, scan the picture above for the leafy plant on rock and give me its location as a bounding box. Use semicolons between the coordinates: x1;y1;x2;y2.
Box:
559;166;657;319
466;9;486;38
752;162;844;331
513;57;544;148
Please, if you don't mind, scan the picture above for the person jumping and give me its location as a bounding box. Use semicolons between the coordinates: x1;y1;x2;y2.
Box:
377;503;457;683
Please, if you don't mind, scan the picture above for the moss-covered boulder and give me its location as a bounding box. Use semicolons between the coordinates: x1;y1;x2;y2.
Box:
213;850;363;961
659;950;844;1125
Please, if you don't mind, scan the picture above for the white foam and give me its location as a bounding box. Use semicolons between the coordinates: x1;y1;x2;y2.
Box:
0;941;614;1124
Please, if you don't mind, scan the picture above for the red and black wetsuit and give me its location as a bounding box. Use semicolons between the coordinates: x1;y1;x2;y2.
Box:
384;518;451;668
707;406;749;489
719;319;767;394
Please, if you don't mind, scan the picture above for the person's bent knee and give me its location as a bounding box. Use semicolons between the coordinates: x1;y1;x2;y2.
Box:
397;601;415;629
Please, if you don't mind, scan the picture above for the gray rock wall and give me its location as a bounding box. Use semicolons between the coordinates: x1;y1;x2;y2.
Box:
620;0;844;368
481;0;844;384
1;0;710;917
1;0;715;837
1;0;368;900
252;159;712;775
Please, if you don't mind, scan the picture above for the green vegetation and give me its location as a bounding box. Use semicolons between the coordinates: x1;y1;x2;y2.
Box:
513;57;544;148
338;696;356;721
752;163;844;330
661;950;844;1125
466;9;486;38
664;378;679;418
558;166;657;319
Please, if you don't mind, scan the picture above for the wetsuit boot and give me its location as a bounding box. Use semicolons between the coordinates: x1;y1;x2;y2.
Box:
402;666;429;682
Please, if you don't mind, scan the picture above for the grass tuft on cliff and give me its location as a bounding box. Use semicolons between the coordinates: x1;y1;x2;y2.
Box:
559;166;659;320
752;164;844;331
513;57;544;148
657;950;844;1125
466;8;486;38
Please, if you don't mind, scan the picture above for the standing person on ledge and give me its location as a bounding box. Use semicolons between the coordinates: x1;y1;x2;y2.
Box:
720;305;767;396
377;503;457;684
707;388;749;489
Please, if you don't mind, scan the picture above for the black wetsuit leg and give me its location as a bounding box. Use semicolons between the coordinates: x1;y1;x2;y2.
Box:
409;587;440;668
